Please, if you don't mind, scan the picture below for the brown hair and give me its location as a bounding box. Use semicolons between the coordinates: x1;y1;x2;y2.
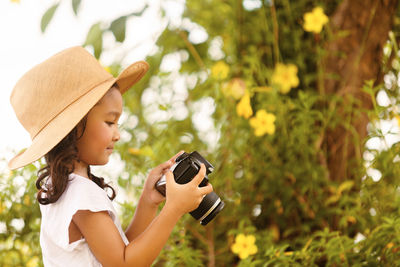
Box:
35;116;116;205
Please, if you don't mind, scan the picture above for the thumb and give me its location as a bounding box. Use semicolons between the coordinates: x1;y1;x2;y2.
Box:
165;170;175;186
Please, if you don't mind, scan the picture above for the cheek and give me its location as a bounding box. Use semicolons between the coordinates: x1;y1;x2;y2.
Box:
78;123;111;153
87;124;112;146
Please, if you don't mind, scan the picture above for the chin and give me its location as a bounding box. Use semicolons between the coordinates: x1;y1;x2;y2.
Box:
90;158;110;166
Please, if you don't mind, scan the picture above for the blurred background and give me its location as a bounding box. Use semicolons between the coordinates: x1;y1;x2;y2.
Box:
2;0;400;266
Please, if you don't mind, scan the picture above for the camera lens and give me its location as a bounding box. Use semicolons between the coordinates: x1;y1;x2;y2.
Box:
189;192;225;226
200;201;224;225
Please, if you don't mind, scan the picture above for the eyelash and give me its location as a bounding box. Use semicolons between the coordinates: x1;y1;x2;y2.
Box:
106;121;121;127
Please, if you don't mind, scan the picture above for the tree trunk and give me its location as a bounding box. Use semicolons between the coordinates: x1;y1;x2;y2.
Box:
323;0;399;181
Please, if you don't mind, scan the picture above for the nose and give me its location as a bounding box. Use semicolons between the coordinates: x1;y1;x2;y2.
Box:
113;126;120;142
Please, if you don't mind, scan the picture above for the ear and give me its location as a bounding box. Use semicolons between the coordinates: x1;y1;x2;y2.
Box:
76;115;88;140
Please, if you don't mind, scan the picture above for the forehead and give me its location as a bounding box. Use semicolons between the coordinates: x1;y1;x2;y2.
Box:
93;88;123;114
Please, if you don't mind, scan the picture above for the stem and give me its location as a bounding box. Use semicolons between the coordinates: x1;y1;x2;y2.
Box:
353;1;378;69
206;223;215;267
270;0;280;63
261;2;273;67
178;30;206;71
185;224;208;246
316;42;325;96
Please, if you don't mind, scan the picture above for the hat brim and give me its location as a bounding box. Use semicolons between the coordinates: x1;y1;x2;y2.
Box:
8;61;149;170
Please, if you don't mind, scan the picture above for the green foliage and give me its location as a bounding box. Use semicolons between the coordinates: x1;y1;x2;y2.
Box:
3;0;400;266
40;3;59;33
109;16;127;43
83;5;148;58
0;164;42;266
83;22;103;59
72;0;81;16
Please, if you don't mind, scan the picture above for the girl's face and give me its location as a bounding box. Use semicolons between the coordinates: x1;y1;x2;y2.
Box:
76;87;122;166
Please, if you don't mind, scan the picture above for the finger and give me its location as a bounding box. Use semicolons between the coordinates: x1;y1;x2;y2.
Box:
169;150;184;163
164;170;175;185
155;151;184;173
153;158;175;174
191;164;206;185
198;183;213;195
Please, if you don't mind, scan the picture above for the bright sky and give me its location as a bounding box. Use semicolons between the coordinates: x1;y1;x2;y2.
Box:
0;0;175;167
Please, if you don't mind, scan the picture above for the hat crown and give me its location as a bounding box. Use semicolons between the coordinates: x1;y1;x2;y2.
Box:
10;47;113;140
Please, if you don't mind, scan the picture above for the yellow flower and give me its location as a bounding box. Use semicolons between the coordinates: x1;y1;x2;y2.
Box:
347;215;356;224
271;63;299;94
284;251;294;256
231;234;258;259
249;110;276;136
395;115;400;128
26;256;39;267
104;66;112;73
386;242;395;249
236;93;253;119
10;0;20;3
99;61;112;73
303;7;329;34
128;146;154;157
211;61;230;80
0;200;4;214
128;148;141;155
222;78;246;99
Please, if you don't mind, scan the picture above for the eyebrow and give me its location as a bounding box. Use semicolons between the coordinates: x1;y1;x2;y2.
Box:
106;111;121;118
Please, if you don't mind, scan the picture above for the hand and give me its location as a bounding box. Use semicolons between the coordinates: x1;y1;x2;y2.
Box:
164;164;214;217
141;151;184;206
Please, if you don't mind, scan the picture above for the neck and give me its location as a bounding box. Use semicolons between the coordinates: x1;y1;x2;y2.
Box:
73;160;90;179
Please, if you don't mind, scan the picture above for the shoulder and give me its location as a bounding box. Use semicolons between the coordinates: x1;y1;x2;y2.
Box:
42;173;117;221
68;173;99;189
60;173;114;212
66;173;108;198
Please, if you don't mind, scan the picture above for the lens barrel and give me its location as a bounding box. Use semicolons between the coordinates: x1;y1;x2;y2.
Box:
189;192;225;225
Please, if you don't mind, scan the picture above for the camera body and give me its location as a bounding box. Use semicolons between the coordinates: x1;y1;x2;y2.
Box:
155;151;213;194
155;151;224;225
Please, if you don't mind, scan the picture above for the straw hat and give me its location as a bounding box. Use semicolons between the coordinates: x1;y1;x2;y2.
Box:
8;46;149;170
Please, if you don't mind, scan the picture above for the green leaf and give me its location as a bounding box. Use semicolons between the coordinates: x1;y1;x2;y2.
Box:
109;16;127;43
72;0;81;16
84;23;103;59
40;4;59;33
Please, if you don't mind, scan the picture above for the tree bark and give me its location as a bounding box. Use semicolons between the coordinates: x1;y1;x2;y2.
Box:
323;0;399;181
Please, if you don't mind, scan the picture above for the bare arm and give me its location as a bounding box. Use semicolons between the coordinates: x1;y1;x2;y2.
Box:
124;194;158;242
125;151;183;241
73;164;213;267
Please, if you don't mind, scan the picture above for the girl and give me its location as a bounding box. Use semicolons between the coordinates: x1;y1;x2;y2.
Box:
8;46;213;266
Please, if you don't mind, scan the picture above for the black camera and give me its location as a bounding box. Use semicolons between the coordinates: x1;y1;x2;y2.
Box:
155;151;224;225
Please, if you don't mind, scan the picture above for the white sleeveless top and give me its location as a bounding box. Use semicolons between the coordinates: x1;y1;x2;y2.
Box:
39;173;129;267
